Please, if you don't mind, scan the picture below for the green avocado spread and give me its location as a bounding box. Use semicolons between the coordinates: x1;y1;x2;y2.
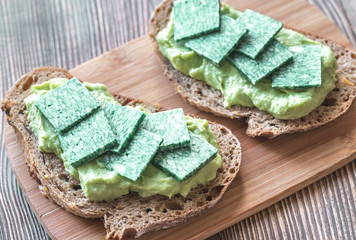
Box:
25;78;222;201
156;3;337;119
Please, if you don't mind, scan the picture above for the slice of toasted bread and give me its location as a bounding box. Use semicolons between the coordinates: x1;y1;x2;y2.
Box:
149;0;356;139
1;67;241;240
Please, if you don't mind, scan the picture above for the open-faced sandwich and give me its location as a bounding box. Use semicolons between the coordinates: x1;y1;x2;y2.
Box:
150;0;356;138
1;67;241;240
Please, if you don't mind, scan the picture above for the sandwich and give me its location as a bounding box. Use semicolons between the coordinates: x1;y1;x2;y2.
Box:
1;67;242;240
149;0;356;138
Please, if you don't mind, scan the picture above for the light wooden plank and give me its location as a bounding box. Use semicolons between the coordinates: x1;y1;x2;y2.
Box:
26;190;60;219
41;208;105;240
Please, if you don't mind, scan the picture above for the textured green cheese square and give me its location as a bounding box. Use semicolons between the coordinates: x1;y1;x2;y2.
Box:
103;102;145;153
99;128;162;181
141;108;190;151
229;39;293;84
173;0;220;41
59;109;117;168
272;45;322;88
185;15;248;65
152;132;218;182
35;77;100;133
236;9;283;59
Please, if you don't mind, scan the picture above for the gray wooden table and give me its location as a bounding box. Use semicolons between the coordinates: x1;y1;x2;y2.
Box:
1;0;355;239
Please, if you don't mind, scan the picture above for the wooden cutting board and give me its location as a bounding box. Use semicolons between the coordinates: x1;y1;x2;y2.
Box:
5;0;356;239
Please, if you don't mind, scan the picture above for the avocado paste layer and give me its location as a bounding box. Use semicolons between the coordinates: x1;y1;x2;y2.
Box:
25;78;222;201
156;3;337;119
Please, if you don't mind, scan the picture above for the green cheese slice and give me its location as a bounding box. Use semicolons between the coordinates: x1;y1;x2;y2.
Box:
185;15;248;65
34;77;100;133
236;9;283;59
59;109;117;168
173;0;220;41
141;108;190;151
103;102;146;153
152;132;218;182
272;45;322;88
99;128;162;182
229;39;293;84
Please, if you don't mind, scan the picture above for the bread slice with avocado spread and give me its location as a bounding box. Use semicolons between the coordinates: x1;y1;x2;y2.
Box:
149;0;356;138
1;67;241;240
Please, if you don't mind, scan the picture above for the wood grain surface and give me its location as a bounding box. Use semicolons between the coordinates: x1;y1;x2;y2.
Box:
1;0;356;240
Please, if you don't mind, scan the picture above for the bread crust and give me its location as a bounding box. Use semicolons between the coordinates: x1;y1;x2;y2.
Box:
149;0;356;138
2;67;242;240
